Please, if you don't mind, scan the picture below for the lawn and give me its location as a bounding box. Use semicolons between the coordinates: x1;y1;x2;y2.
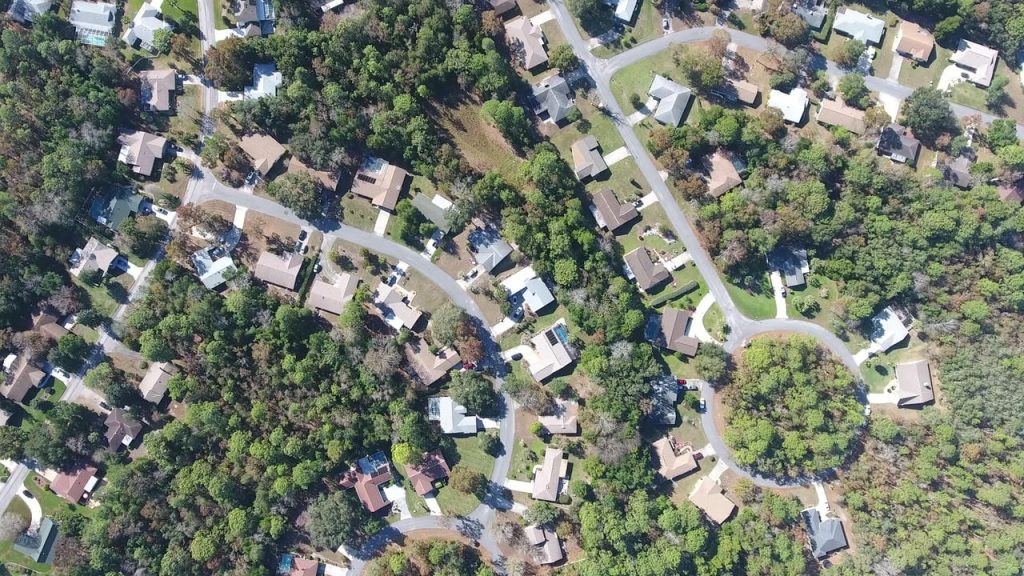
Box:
546;97;625;161
325;239;396;290
435;435;496;516
659;350;699;380
431;98;522;182
609;49;677;112
898;44;952;89
73;276;119;317
668;393;707;449
785;275;868;350
702;302;727;341
338;193;383;233
590;0;662;57
860;333;929;393
402;270;450;314
724;279;775;320
508;436;546;482
818;5;897;78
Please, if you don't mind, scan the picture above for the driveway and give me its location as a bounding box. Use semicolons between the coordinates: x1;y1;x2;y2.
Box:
503;479;534;493
19;490;41;530
769;271;788;319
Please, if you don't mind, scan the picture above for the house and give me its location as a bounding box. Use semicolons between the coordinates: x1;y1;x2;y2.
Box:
13;517;57;565
404;450;451;496
876;124;921;164
944;156;974;189
525;321;575;382
500;266;555;315
50;466;99;504
591;189;638;232
407;341;462;386
649;375;679;425
340;452;393;512
376;284;422;330
104;408;143;449
488;0;516;15
469;228;513;273
614;0;637;21
122;2;171;52
138;362;173;404
767;246;810;288
289;558;321;576
768;87;809;124
998;181;1024;204
117;130;168;177
525;525;563;565
90;190;146;231
571;136;609;180
791;0;826;30
624;247;670;292
655;308;700;356
648;75;693;127
254;251;302;290
704;151;743;198
69;1;116;44
894;21;934;62
950;40;998;87
32;311;69;341
532;447;568;501
351;156;409;211
866;306;910;353
1;355;47;403
7;0;51;23
727;79;759;106
140;69;177;113
239;133;287;176
505;16;547;69
532;74;574;123
816;99;866;134
832;8;885;46
688;477;736;524
411;193;455;234
70;237;118;278
307;274;359;315
538;399;579;435
191;246;237;290
428;396;480;435
233;0;273;27
894;359;934;407
653;436;698;480
802;509;848;559
244;63;283;99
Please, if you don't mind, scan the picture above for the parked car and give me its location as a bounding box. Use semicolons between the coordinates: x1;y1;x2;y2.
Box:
676;378;687;386
662;17;670;30
699;398;707;412
693;451;704;460
21;490;33;499
298;230;308;241
511;352;523;361
685;384;699;391
99;401;111;411
463;362;476;371
313;263;322;274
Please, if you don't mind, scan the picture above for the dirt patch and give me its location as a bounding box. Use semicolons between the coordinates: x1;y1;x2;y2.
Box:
197;200;237;223
239;210;301;267
432;98;523;179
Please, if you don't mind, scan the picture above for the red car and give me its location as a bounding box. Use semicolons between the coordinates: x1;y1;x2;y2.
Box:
463;362;476;370
676;378;687;386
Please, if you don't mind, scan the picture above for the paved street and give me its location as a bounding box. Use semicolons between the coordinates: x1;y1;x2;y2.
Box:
0;464;30;525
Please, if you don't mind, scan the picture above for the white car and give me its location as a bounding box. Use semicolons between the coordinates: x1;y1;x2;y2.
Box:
662;18;670;30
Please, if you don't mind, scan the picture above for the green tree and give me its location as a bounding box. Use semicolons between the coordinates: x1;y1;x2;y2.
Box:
48;333;90;371
902;87;956;145
265;172;321;220
830;39;865;69
152;28;173;55
448;465;488;498
933;15;961;43
549;44;579;72
675;47;725;92
986;119;1018;151
998;144;1024;173
523;502;559;527
307;491;379;549
837;73;871;109
449;371;498;417
430;303;466;346
481;99;531;149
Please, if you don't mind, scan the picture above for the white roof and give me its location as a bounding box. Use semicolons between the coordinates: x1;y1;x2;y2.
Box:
191;248;236;290
648;75;693;126
70;1;116;34
867;306;909;352
833;8;885;45
950;40;999;87
122;2;171;48
527;320;574;381
244;63;283;99
768;87;809;124
501;266;555;313
427;396;480;435
614;0;638;21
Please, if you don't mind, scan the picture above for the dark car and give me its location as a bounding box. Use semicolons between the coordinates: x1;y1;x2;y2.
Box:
21;490;33;499
511;352;523;361
463;362;476;370
298;230;308;241
693;451;704;460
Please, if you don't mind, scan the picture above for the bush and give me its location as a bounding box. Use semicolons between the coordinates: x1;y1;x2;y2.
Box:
479;431;501;456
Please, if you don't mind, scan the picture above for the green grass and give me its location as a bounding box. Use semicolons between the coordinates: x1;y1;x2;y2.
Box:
660;350;699;380
609;49;677;112
898;44;952;89
724;280;775;320
590;0;662;57
25;473;83;519
785;275;867;350
702;302;727;341
948;81;988;110
73;276;119;317
338;194;381;232
669;393;707;448
72;323;100;344
860;334;928;393
0;539;52;574
508;437;546;482
434;435;496;516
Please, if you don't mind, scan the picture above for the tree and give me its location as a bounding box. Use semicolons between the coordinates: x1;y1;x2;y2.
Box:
830;39;865;69
205;37;253;90
674;47;725;92
523;502;559;527
449;465;488;498
307;492;378;549
986;119;1018;151
933;15;961;43
549;44;579;72
152;28;173;55
986;75;1010;109
478;430;501;455
765;12;807;47
694;344;728;384
837;73;871;109
265;172;321;220
119;215;168;258
997;144;1024;173
48;333;90;371
481;100;530;149
0;427;27;460
0;513;27;542
449;371;498;417
171;33;191;58
430;303;467;347
570;0;610;34
902;87;956;145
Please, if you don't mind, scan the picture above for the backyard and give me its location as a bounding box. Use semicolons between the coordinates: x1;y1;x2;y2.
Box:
434;435;496;516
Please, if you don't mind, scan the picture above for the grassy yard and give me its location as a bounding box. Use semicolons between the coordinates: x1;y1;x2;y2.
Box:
860;333;930;392
546;96;625;161
591;0;662;57
724;279;775;320
338;194;381;232
609;49;677;112
659;350;699;380
73;276;119;317
898;44;953;89
402;271;450;314
785;275;868;350
325;239;396;289
435;435;496;516
702;302;727;341
431;99;522;182
508;436;546;482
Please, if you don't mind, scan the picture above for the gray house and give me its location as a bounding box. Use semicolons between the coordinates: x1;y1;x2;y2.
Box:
533;74;574;123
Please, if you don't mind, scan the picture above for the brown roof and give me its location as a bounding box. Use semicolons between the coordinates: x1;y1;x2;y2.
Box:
117;130;167;176
730;79;759;105
32;312;68;341
290;558;320;576
104;408;143;449
489;0;516;15
2;356;45;403
816;99;866;134
895;359;934;406
689;477;736;524
50;466;98;504
403;450;451;496
405;339;461;386
351;157;408;211
140;68;176;112
307;274;359;315
704;151;742;198
288;155;339;192
653;436;698;480
138;362;173;404
239;133;287;176
254;251;303;290
524;525;563;565
999;182;1024;204
532;447;567;501
340;456;394;512
624;247;670;291
77;237;119;275
537;399;578;435
895;21;934;61
571;136;608;180
660;308;699;356
592;189;638;232
505;16;547;69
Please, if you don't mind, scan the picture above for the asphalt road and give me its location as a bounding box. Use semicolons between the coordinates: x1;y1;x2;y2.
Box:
0;464;30;525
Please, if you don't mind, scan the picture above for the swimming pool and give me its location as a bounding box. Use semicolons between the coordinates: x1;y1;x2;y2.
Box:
553;323;569;344
80;33;107;46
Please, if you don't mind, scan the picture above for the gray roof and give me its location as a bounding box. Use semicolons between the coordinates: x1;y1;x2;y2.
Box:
792;1;826;29
571;136;608;180
895;359;934;406
649;376;679;425
648;75;693;126
91;191;145;230
411;193;454;233
803;509;848;559
533;75;574;123
944;156;974;189
767;246;809;288
876;124;920;164
69;1;116;34
470;228;512;272
7;0;51;22
833;8;885;45
13;517;57;564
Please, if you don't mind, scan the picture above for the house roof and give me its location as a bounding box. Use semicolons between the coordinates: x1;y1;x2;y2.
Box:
140;69;176;112
688;477;736;524
876;123;920;163
944;155;974;189
32;312;68;341
90;191;144;231
307;274;359;315
803;509;848;559
571;136;608;180
288;156;339;192
999;181;1024;204
75;237;119;275
404;450;451;496
833;8;885;45
648;75;693;126
532;75;573;123
2;356;46;403
624;247;670;291
13;517;57;564
191;247;236;290
895;21;934;61
524;525;563;564
501;266;555;313
244;63;282;99
138;362;173;404
767;246;809;288
614;0;638;21
470;228;513;272
895;359;934;406
768;87;808;124
532;447;567;501
376;284;422;330
704;151;743;198
950;40;998;87
50;466;98;504
660;308;699;356
427;396;479;434
591;189;638;232
867;306;909;352
290;558;320;576
792;0;826;29
254;251;302;290
104;408;143;449
538;399;579;435
653;436;698;480
505;16;547;69
7;0;51;23
117;130;167;176
729;79;759;105
239;133;286;176
817;99;866;134
407;341;462;386
351;156;409;210
232;0;265;22
410;193;454;233
123;2;171;49
488;0;516;15
527;321;575;381
69;1;115;34
341;452;393;512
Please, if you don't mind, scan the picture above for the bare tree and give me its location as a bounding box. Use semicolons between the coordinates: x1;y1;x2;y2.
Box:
0;512;27;542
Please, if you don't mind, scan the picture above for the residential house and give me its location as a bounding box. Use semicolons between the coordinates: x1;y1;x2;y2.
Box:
117;130;168;177
816;99;866;134
998;181;1024;204
69;1;116;44
532;74;574;123
894;21;934;62
104;408;143;450
122;2;171;51
649;375;679;425
571;136;609;180
950;40;998;87
866;306;910;353
768;87;809;124
307;274;359;315
832;8;885;46
469;228;513;273
525;321;575;382
376;284;422;330
591;189;638;232
340;451;393;512
7;0;51;23
13;517;57;565
70;237;119;278
500;266;555;315
232;0;273;30
90;190;146;231
140;69;177;113
428;396;480;435
244;63;283;99
411;193;455;234
532;447;568;501
653;307;700;356
876;123;921;164
239;133;287;177
725;79;759;106
1;355;47;403
653;435;698;480
351;156;409;211
505;16;547;69
767;246;810;288
50;466;99;504
489;0;516;15
704;150;743;198
32;311;69;341
288;156;339;193
191;246;237;290
791;0;826;30
407;341;462;386
802;509;848;559
138;362;173;404
624;247;670;292
614;0;637;21
688;477;736;524
648;75;693;127
944;155;974;189
289;558;321;576
254;251;302;290
404;450;451;496
894;359;934;407
538;399;579;435
525;525;563;565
